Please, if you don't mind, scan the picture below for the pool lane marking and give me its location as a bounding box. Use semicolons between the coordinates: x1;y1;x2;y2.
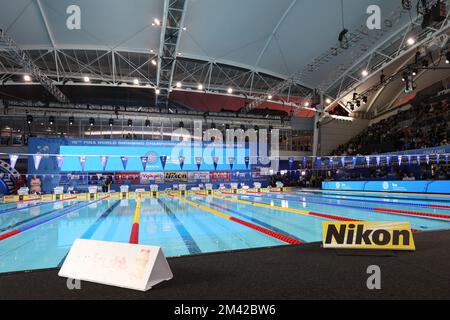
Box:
81;200;121;239
0;196;78;215
217;193;428;232
288;191;450;211
158;198;202;254
195;198;305;243
0;196;110;242
0;201;81;233
129;197;141;244
209;194;359;222
265;192;450;221
172;195;302;245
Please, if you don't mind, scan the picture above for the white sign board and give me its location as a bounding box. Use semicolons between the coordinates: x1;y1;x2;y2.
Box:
58;239;173;291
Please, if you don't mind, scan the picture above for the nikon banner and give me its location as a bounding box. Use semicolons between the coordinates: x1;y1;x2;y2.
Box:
322;221;415;251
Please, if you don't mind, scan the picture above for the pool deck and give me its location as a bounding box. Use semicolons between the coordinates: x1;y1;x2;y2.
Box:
1;229;449;300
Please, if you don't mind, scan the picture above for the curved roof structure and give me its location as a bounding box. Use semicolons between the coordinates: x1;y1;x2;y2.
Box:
0;0;425;117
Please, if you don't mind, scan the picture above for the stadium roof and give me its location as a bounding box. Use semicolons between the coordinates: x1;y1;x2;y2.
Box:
0;0;433;118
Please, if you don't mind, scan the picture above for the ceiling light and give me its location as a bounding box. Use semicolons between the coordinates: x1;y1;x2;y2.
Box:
268;94;273;100
155;88;160;95
83;76;90;83
153;18;161;26
446;52;450;64
128;119;132;127
176;81;182;88
109;118;114;127
26;115;33;124
325;98;332;104
182;27;187;31
145;119;150;127
49;116;55;125
362;70;369;77
227;88;233;94
151;59;157;66
407;37;415;46
198;84;203;90
23;74;31;82
69;116;74;125
304;102;310;107
133;78;139;85
89;118;95;126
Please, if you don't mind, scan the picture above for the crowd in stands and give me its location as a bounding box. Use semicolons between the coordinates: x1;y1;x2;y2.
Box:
332;99;450;156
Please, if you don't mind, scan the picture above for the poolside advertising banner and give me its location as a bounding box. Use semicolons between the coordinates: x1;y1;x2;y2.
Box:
140;172;165;184
322;221;415;251
187;171;210;183
164;172;188;182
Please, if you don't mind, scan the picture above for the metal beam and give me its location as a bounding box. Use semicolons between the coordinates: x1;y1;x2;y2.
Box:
156;0;188;110
0;29;69;103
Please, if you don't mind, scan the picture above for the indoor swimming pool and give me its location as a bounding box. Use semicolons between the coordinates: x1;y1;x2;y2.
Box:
1;190;450;274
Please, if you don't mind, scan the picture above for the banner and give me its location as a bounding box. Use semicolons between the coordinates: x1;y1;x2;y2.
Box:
9;154;19;170
140;172;164;184
187;171;210;183
100;156;108;171
140;156;148;171
33;154;42;170
164;172;187;182
160;155;167;170
322;221;415;251
210;171;230;183
56;155;65;169
79;156;86;171
120;156;129;170
114;172;140;184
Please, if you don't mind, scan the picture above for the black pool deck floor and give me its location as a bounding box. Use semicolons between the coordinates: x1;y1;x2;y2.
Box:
1;230;450;300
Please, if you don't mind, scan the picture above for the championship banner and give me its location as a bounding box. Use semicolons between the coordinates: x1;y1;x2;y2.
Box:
164;171;187;182
322;221;415;251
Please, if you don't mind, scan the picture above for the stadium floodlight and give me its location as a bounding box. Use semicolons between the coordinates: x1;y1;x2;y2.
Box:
83;76;90;83
176;82;182;88
23;74;31;82
227;88;233;94
133;78;139;85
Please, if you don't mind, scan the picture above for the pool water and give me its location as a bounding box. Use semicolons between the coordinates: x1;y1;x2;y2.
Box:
1;189;450;274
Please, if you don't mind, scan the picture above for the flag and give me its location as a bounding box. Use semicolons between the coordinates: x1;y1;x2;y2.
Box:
386;156;391;166
33;154;42;170
56;155;65;169
140;156;148;170
228;157;235;170
416;155;421;165
407;155;412;165
120;156;128;170
100;156;108;171
398;155;402;166
160;155;167;170
426;154;430;165
213;156;219;171
436;154;440;164
244;156;249;169
304;157;308;169
376;156;381;166
352;156;357;167
365;156;370;166
329;157;334;167
288;157;294;170
195;156;202;171
9;154;19;169
179;156;185;170
79;156;86;171
340;157;345;167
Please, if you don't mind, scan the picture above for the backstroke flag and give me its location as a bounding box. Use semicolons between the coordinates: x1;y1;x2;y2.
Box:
179;156;185;170
33;154;42;170
140;156;148;170
79;156;86;171
100;156;108;171
9;154;19;170
195;156;202;170
120;156;129;170
160;155;167;170
228;157;234;170
56;155;65;169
